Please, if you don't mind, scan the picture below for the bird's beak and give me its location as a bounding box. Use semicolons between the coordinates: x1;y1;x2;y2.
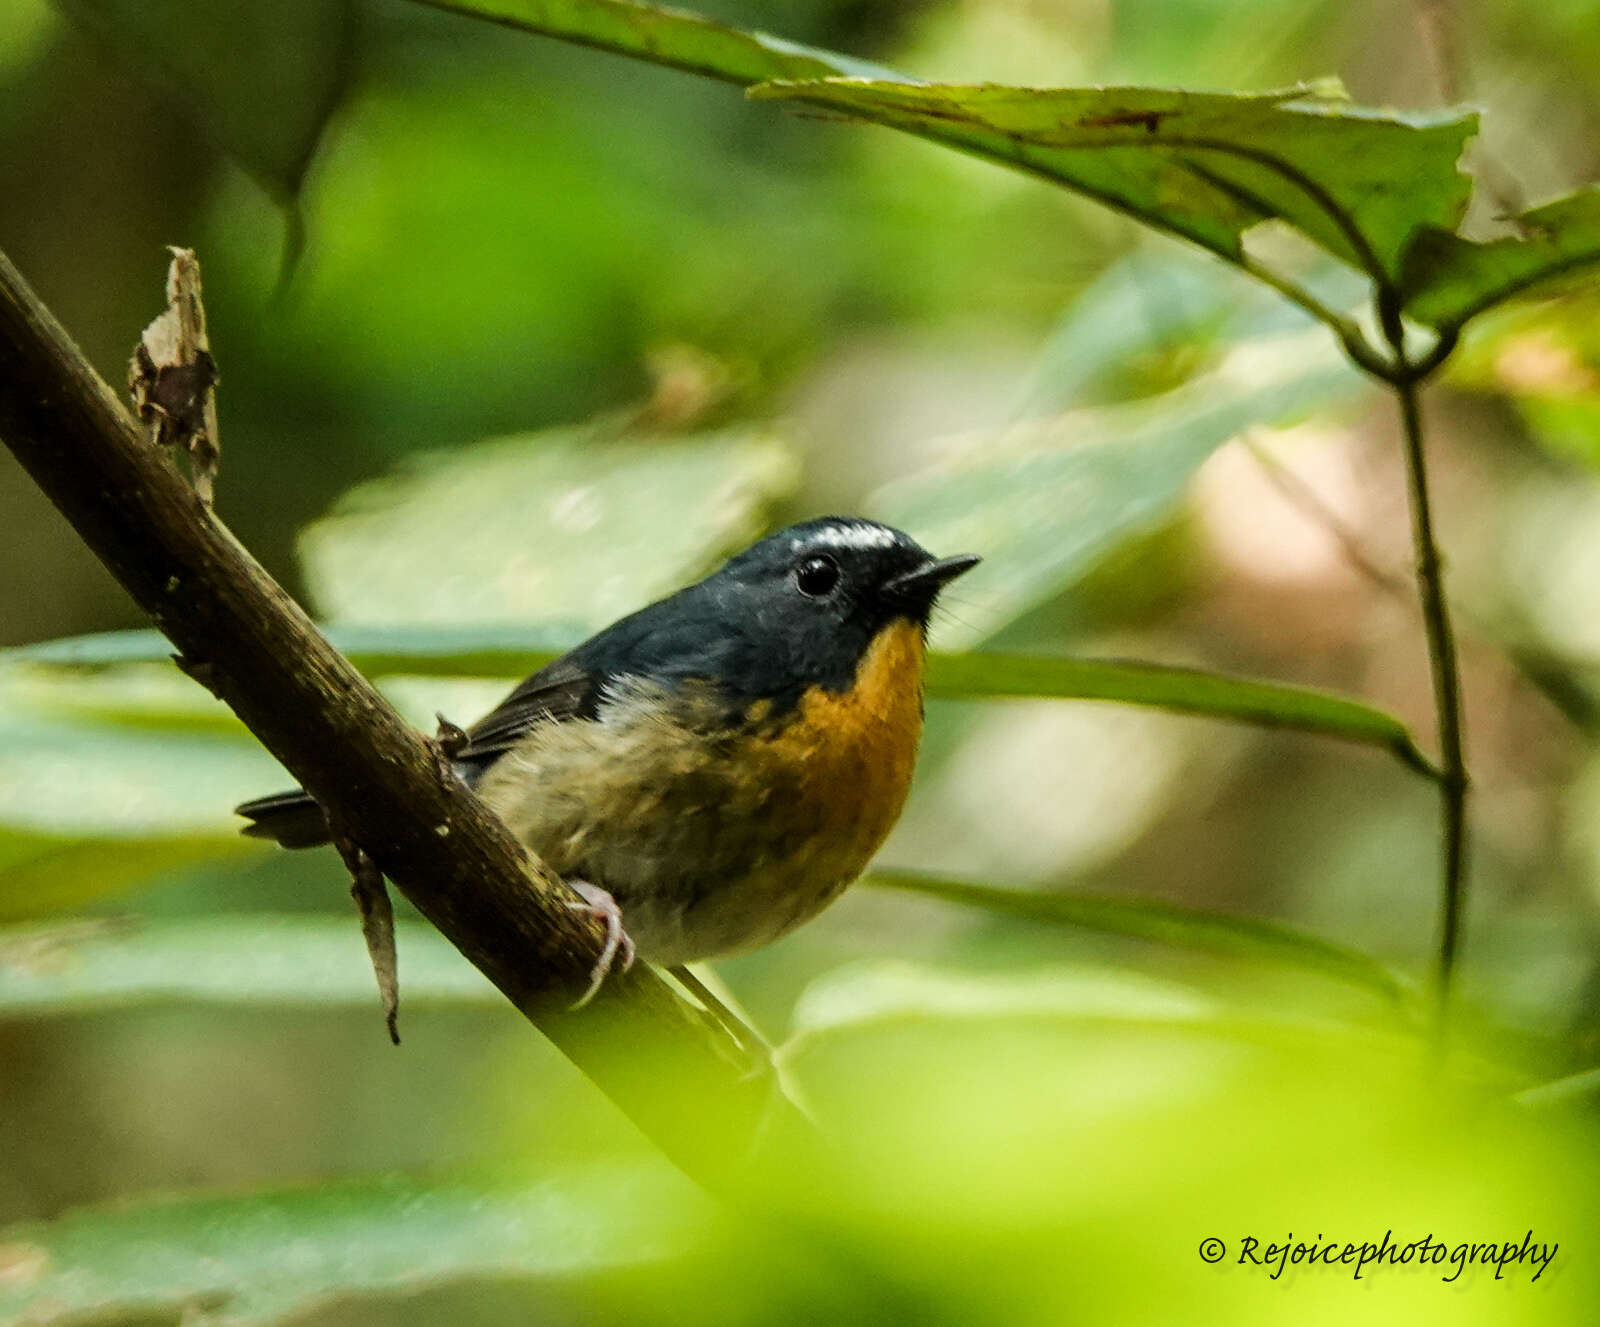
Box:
882;552;982;599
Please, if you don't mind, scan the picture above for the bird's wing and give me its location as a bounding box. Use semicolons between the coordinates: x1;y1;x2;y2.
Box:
238;651;600;844
453;653;601;767
454;582;740;771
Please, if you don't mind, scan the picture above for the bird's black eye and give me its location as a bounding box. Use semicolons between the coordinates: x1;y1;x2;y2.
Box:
793;553;840;598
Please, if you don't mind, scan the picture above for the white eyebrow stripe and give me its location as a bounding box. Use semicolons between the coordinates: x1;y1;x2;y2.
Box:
796;523;900;553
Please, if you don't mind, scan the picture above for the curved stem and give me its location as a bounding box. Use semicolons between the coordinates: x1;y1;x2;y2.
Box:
1234;254;1393;374
1393;369;1469;1029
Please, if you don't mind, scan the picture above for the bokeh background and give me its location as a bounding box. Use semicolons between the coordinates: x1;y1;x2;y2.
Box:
6;0;1600;1322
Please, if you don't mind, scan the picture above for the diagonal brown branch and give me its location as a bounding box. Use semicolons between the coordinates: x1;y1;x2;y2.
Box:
0;244;810;1188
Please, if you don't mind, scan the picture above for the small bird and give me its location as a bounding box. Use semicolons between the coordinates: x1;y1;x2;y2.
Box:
236;517;978;1000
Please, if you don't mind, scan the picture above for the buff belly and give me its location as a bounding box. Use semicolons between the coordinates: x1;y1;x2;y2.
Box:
475;621;926;965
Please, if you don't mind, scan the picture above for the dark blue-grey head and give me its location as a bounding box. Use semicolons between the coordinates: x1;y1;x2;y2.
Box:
568;518;978;714
696;516;979;701
719;516;976;624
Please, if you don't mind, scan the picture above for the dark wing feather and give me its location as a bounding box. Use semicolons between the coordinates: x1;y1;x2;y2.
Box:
452;653;599;769
237;577;736;849
237;652;598;848
459;578;750;767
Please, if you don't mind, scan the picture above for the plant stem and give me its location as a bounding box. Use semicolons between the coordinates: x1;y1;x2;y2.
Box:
1393;370;1469;1026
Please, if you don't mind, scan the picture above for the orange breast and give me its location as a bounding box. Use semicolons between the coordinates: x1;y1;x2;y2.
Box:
750;617;927;871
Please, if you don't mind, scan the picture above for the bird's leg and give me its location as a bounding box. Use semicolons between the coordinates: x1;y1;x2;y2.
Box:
565;879;636;1009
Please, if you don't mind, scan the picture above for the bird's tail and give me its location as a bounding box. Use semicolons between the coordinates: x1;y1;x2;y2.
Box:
235;789;332;849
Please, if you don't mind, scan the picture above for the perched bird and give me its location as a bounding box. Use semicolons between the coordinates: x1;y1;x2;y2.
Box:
236;517;978;1000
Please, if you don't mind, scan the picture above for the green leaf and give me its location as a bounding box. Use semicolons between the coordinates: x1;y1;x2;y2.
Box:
54;0;355;205
413;0;901;84
0;1168;698;1325
299;423;797;630
1018;250;1259;419
789;961;1222;1038
750;79;1476;283
0;669;273;918
873;331;1365;645
0;831;251;923
865;871;1412;1006
0;706;272;839
783;961;1422;1068
926;652;1434;774
1399;187;1600;331
10;623;568;678
0;915;501;1015
1515;1065;1600;1111
0;660;245;736
9;623;1429;773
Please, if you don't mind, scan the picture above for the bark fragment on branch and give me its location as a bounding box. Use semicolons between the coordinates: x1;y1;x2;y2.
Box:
128;247;220;505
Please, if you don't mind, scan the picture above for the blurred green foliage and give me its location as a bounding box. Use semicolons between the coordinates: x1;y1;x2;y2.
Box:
6;0;1600;1323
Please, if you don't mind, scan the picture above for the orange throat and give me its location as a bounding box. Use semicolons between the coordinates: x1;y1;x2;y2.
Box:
772;617;928;862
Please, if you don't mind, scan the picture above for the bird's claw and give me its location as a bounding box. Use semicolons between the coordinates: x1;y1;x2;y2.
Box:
566;880;636;1009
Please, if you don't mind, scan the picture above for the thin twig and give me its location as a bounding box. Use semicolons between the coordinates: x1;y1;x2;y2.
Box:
1242;433;1411;598
1392;369;1470;1029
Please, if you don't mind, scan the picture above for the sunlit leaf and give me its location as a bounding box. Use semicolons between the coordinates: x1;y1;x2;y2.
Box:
0;1167;698;1326
873;332;1366;644
864;871;1412;1006
782;963;1430;1075
925;653;1433;774
299;424;796;629
54;0;355;204
1399;188;1600;331
788;961;1219;1037
750;79;1476;282
0;915;500;1014
1516;1066;1600;1110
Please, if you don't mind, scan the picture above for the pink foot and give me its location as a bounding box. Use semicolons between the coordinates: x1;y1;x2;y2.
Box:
566;879;636;1009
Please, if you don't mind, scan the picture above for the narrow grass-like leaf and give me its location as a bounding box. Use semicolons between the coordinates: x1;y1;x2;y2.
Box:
0;916;499;1015
751;80;1475;284
0;677;278;915
10;623;565;678
1399;188;1600;331
865;870;1412;1006
782;962;1428;1073
9;627;1430;772
1;660;244;735
926;652;1434;774
0;831;251;923
0;1168;697;1326
16;621;596;678
1515;1065;1600;1110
